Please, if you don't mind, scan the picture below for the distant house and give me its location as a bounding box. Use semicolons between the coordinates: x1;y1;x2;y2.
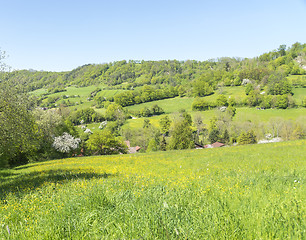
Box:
129;146;141;153
211;142;225;148
124;140;141;154
204;142;225;148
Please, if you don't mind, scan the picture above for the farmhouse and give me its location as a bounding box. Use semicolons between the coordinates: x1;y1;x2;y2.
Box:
204;142;225;148
124;140;141;153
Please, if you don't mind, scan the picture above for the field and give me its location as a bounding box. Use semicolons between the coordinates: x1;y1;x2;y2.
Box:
32;85;306;121
1;140;305;239
293;88;306;105
34;85;305;112
32;84;306;135
32;85;125;111
125;86;247;114
120;107;306;132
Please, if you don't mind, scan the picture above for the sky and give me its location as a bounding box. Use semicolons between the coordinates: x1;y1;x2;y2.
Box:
1;0;306;72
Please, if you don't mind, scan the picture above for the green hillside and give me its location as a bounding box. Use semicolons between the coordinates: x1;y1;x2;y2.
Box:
0;140;305;239
1;42;306;168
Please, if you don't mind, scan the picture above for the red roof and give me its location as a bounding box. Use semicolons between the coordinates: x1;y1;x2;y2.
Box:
211;142;225;148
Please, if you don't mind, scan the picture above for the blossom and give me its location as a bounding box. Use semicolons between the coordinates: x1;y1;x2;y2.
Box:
84;128;93;134
53;132;81;153
99;121;107;129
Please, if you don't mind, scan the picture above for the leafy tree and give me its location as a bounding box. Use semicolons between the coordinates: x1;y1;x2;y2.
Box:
291;65;302;75
69;108;103;124
177;85;185;97
226;105;236;118
159;115;172;136
192;98;216;111
105;103;125;123
147;138;159;152
291;124;305;140
160;136;167;151
151;104;164;115
0;82;39;167
140;107;152;117
245;83;254;95
238;130;257;145
86;130;127;155
193;113;204;136
268;117;284;138
169;119;194;150
114;91;135;107
245;92;261;107
233;76;242;86
302;97;306;108
216;94;228;107
228;97;236;106
193;78;214;97
181;111;193;126
260;95;273;109
223;77;232;86
208;128;220;143
267;74;292;95
143;119;151;129
278;44;286;57
275;95;288;109
221;129;230;144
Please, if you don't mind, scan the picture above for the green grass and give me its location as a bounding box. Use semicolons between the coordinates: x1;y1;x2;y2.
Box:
122;107;306;131
206;86;246;101
287;74;306;82
292;88;306;105
0;140;305;239
29;88;48;95
234;107;306;123
34;85;127;111
125;86;247;114
96;89;126;98
126;97;195;113
123;115;162;130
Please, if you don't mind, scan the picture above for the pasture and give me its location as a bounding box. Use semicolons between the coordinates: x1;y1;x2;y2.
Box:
1;140;305;239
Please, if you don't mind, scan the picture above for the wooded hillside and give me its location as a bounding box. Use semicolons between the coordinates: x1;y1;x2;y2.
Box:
1;42;306;92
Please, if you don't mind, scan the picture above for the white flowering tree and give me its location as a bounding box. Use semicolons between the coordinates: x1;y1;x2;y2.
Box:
99;120;107;130
53;132;81;154
84;128;93;134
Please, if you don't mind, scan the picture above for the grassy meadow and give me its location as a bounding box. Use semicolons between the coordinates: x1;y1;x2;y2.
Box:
121;107;306;132
0;140;305;239
34;85;305;113
32;85;306;127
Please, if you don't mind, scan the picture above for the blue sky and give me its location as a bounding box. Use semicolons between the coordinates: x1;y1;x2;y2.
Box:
1;0;306;71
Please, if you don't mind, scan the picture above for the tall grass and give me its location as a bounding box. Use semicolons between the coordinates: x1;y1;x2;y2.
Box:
0;140;305;239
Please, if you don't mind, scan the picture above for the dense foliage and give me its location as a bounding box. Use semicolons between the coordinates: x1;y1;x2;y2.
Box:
0;85;38;167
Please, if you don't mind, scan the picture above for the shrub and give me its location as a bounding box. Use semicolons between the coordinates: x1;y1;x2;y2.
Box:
238;130;257;145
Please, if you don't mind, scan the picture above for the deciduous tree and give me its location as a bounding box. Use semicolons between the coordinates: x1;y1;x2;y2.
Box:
86;130;127;155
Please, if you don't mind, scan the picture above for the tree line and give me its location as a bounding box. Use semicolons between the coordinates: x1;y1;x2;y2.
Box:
1;42;305;94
